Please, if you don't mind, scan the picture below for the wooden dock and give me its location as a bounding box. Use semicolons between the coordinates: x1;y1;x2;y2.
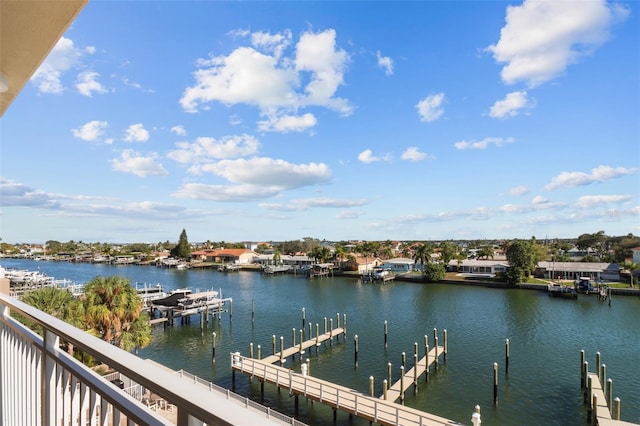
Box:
382;345;445;402
583;357;635;425
261;327;345;365
231;354;463;426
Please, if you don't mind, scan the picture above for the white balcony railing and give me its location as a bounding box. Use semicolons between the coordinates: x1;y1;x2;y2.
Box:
0;292;299;426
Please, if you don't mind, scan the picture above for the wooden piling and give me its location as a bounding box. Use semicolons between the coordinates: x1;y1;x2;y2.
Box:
387;362;392;388
354;335;359;366
250;342;253;359
580;350;585;388
601;363;606;388
257;344;261;360
369;376;374;397
493;362;498;406
383;379;388;400
505;338;510;374
583;361;589;402
424;335;429;382
343;313;347;337
443;329;448;362
302;308;306;335
292;328;296;348
299;329;304;360
402;351;406;368
251;300;255;323
592;393;598;422
384;320;388;348
324;317;327;335
413;352;418;392
279;336;284;365
400;366;405;403
229;299;233;320
596;352;601;379
272;335;276;355
434;335;439;369
613;397;620;420
607;378;612;408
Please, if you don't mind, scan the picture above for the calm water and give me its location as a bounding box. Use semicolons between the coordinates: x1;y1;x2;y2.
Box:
3;259;639;426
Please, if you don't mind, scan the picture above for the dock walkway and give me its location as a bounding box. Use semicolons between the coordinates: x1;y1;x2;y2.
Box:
383;345;445;402
585;372;637;425
231;354;463;426
261;327;345;364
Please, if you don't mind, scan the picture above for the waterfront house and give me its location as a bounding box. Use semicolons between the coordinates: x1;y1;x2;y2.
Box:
535;261;621;282
632;247;640;263
342;256;382;273
380;257;417;273
191;248;256;265
447;259;509;277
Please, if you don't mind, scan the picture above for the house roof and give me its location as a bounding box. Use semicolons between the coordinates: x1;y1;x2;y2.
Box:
193;248;253;257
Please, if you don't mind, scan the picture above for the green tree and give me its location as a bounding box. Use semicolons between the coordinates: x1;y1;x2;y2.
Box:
439;241;459;267
18;287;87;355
413;242;433;268
423;263;446;282
505;240;536;285
477;245;495;260
170;229;191;259
82;276;151;352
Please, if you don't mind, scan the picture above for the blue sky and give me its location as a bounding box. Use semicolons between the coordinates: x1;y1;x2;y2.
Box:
1;0;639;244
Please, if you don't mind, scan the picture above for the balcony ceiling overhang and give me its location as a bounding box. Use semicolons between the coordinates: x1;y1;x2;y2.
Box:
0;0;89;116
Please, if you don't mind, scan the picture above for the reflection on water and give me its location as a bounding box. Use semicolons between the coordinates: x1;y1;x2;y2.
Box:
2;259;639;425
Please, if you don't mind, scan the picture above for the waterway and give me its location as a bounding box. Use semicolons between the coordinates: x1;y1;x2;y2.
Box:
2;258;639;426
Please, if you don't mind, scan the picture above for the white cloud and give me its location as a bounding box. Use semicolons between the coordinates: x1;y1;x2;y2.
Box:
531;195;548;205
416;93;445;122
487;0;629;87
173;183;279;202
401;147;428;161
192;157;331;189
358;149;391;164
30;37;86;94
259;197;368;212
258;113;317;132
168;134;260;164
110;150;168;177
123;123;150;143
295;29;351;114
454;137;515;150
508;185;529;196
545;165;638;190
336;210;365;219
170;125;187;136
76;71;107;97
179;28;351;131
376;51;394;76
72;120;108;142
575;194;633;209
489;91;533;119
251;30;292;60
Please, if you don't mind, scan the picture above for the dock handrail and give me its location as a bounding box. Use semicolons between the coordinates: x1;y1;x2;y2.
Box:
231;353;464;426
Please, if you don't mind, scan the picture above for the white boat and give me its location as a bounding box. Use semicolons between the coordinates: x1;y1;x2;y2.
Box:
262;264;290;274
547;283;577;299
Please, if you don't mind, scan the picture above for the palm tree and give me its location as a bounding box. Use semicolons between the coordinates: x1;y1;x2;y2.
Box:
82;276;151;352
19;287;86;355
413;242;433;268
